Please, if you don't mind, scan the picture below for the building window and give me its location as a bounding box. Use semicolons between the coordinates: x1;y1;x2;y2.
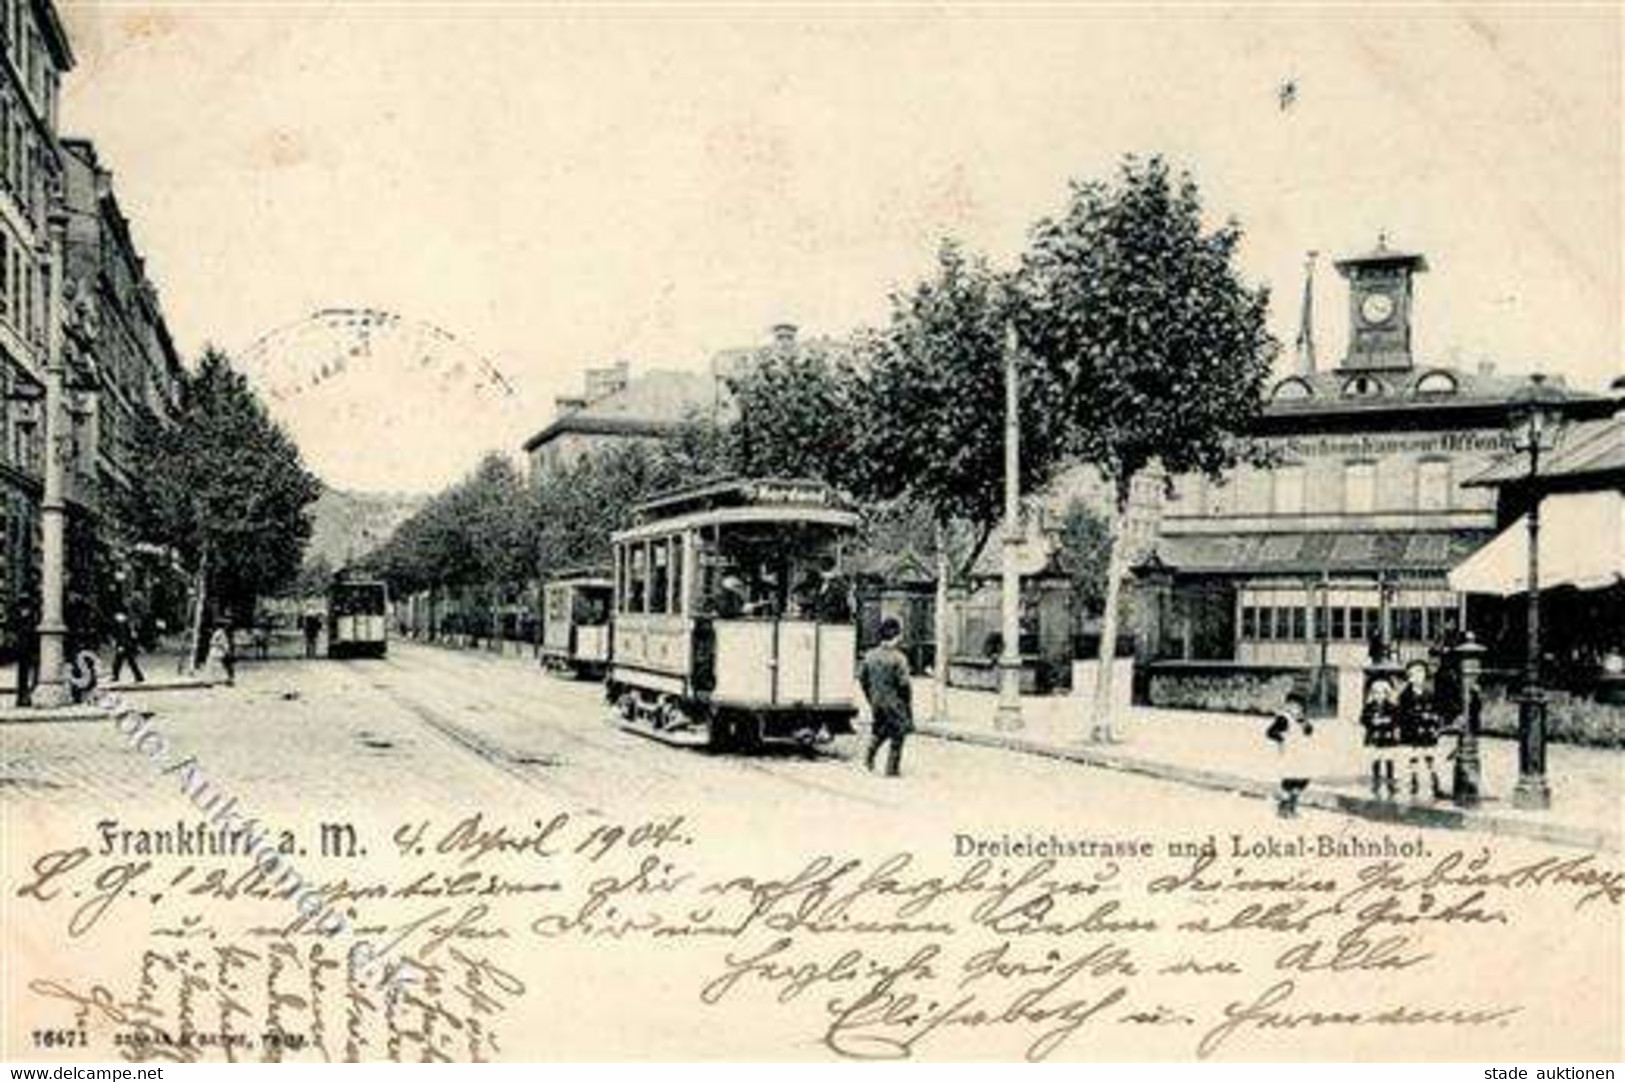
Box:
1417;458;1451;512
1272;465;1305;515
1414;370;1458;396
1344;461;1375;514
1342;375;1387;398
1272;377;1313;401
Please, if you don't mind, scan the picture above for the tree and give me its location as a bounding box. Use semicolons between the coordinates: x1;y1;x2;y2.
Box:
120;347;322;662
290;553;335;599
1055;499;1111;620
1016;156;1278;739
848;241;1066;719
725;338;858;483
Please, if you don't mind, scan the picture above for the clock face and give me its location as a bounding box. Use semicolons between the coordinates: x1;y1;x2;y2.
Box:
1361;291;1396;326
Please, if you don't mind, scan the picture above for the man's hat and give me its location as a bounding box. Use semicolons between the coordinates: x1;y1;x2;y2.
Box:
878;616;902;641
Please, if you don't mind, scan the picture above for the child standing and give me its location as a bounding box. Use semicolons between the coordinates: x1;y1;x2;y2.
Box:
1266;690;1314;818
1396;659;1443;799
1360;677;1400;800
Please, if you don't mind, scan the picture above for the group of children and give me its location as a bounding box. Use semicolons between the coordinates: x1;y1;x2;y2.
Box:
1359;660;1447;802
1267;657;1456;819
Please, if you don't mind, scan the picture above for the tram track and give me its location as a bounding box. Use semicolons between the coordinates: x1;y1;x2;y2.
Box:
380;642;894;810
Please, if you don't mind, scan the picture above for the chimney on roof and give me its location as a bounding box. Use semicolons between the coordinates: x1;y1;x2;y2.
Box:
771;323;798;349
584;360;631;402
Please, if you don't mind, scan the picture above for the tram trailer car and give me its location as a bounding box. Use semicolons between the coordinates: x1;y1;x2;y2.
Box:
606;478;860;751
328;574;389;659
541;572;613;678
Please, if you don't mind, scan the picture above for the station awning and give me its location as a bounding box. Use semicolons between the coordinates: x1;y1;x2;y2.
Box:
1448;490;1625;597
1145;529;1488;577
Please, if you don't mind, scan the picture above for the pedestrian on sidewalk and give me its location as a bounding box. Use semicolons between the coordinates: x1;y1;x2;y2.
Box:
859;617;913;778
208;621;236;686
1396;659;1444;800
1266;689;1314;818
1360;676;1399;800
302;611;322;658
10;592;37;707
111;611;146;684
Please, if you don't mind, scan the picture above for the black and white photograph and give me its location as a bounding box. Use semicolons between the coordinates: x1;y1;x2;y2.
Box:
1;1;1620;1066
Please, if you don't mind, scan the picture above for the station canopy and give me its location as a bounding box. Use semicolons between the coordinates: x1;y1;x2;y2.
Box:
1448;490;1625;597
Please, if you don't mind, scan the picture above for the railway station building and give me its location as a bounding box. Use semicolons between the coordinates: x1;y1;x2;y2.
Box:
1135;239;1611;711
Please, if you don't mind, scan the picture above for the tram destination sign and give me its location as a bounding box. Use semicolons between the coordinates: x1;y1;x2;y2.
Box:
747;480;837;506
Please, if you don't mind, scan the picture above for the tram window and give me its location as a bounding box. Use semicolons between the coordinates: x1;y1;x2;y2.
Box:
650;540;670;615
628;543;648;614
1241;606;1258;640
671;538;685;615
1330;607;1347;640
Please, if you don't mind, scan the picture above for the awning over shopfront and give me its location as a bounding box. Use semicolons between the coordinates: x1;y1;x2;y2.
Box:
1145;529;1489;578
1448;490;1625;596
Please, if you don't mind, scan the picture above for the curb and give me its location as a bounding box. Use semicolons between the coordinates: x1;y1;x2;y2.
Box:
0;679;218;724
0;705;129;723
915;722;1620;854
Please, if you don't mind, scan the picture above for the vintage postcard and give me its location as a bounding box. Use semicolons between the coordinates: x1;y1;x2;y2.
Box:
1;1;1621;1065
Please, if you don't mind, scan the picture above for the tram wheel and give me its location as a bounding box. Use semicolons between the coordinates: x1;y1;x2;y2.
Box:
703;708;734;753
733;713;764;755
614;689;638;722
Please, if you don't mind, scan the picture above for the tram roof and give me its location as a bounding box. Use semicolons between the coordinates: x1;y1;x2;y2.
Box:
615;478;858;542
632;477;854;519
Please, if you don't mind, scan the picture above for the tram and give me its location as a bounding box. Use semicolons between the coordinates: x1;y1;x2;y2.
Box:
606;478;860;750
328;571;389;659
540;570;613;678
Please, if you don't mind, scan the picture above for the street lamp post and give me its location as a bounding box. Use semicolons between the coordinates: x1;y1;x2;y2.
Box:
1511;374;1560;810
994;320;1023;731
32;208;72;708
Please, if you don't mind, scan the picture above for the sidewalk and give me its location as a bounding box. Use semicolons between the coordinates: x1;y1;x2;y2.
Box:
917;685;1623;853
0;653;216;724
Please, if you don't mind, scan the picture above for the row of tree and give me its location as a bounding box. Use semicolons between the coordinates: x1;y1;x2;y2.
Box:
365;155;1279;736
120;348;323;662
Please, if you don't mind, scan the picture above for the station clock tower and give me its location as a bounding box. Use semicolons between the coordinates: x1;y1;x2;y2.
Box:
1334;236;1428;372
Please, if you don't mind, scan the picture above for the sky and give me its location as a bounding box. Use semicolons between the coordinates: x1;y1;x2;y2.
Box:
56;3;1622;492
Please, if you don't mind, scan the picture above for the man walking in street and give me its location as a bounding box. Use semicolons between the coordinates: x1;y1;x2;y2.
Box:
859;617;913;777
10;592;37;707
302;611;322;658
111;611;146;684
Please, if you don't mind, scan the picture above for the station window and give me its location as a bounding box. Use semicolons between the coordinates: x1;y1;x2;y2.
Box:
649;540;670;615
1417;459;1452;512
1344;462;1376;514
1272;465;1305;515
